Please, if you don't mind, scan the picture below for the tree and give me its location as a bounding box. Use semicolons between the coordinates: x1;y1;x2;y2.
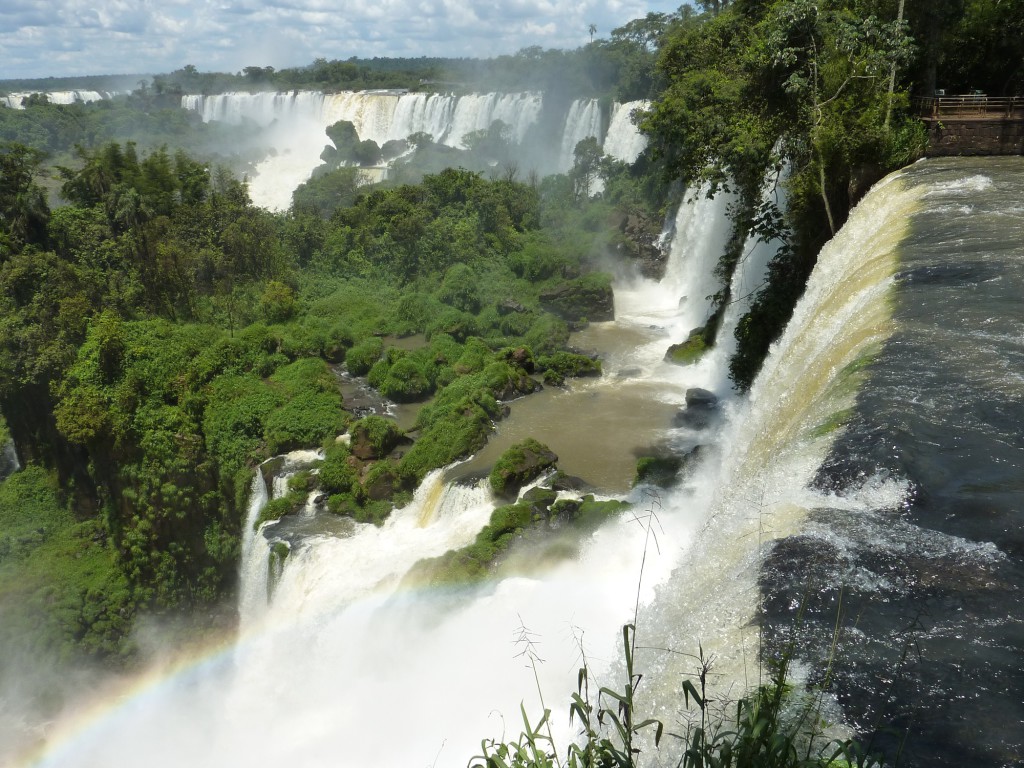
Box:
570;137;604;201
0;143;50;254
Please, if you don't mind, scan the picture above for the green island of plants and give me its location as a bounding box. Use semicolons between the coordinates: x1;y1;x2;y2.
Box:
0;127;641;672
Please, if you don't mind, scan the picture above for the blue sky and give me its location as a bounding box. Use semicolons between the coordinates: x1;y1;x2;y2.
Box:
1;1;686;81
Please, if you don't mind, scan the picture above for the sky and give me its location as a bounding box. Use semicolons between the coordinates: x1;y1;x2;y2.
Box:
1;0;686;81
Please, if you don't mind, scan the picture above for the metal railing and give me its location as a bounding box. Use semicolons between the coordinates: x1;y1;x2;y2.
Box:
914;95;1024;119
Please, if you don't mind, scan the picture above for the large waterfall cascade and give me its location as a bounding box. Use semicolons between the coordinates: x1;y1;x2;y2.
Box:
0;90;117;109
28;159;1022;768
182;91;649;210
633;168;923;742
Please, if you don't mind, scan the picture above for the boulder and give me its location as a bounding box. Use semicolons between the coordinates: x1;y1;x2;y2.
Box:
539;276;614;322
548;471;590;493
685;388;719;409
505;346;535;373
364;466;399;501
673;408;716;430
522;486;559;519
616;211;670;280
497;299;528;315
489;438;559;499
665;327;709;366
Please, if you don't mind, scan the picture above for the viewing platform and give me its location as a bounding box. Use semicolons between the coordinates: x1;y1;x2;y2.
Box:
914;94;1024;156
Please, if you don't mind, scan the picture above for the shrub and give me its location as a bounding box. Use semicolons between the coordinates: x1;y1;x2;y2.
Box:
259;281;298;323
380;357;432;402
350;415;402;458
536;351;601;379
346;337;385;375
437;263;482;313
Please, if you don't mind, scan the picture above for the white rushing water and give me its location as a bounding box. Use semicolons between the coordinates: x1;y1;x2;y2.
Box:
634;170;923;745
182;91;646;210
603;101;649;165
0;90;116;109
556;98;603;173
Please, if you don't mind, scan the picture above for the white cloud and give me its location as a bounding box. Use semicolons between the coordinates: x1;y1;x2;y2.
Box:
0;0;682;79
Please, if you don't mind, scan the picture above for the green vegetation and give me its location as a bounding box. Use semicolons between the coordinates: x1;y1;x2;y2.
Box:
0;118;633;662
472;623;880;768
0;466;133;663
665;327;710;366
1;0;1016;724
407;487;628;587
634;455;684;488
489;438;559;498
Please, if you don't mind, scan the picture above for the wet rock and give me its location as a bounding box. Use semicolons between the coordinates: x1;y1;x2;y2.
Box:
685;388;719;409
492;367;540;402
616;366;644;380
634;445;706;488
364;466;399;501
505;346;535;373
490;438;559;499
665;327;708;366
497;299;528;315
634;454;684;488
673;408;714;430
674;388;721;430
522;487;559;518
548;471;590;493
615;211;669;280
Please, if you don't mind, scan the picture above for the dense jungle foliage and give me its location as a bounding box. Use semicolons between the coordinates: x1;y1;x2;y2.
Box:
0;0;1019;699
0;126;635;670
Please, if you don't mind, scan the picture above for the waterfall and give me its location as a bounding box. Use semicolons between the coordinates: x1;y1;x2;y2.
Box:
1;90;114;109
634;169;921;740
180;90;648;210
30;151;935;768
238;471;270;627
700;167;789;392
36;153;752;767
602;101;649;164
182;90;551;209
239;448;325;626
556;98;603;172
0;439;19;482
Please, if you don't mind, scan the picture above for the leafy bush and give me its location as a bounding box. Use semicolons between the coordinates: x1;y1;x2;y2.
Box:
379;357;432;402
536;351;601;380
437;263;482;313
346;337;385;376
350;414;403;458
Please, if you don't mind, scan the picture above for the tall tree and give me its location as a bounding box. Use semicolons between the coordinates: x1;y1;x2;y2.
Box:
0;143;51;255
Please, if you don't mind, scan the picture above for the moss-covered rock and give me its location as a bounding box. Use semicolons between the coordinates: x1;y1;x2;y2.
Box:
254;491;306;530
635;446;705;488
634;455;684;488
665;326;710;366
489;438;558;498
405;493;629;588
362;460;402;501
349;415;403;460
536;351;601;386
539;273;614;322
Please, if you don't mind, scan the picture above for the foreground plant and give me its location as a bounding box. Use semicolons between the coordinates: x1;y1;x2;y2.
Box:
472;622;882;768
